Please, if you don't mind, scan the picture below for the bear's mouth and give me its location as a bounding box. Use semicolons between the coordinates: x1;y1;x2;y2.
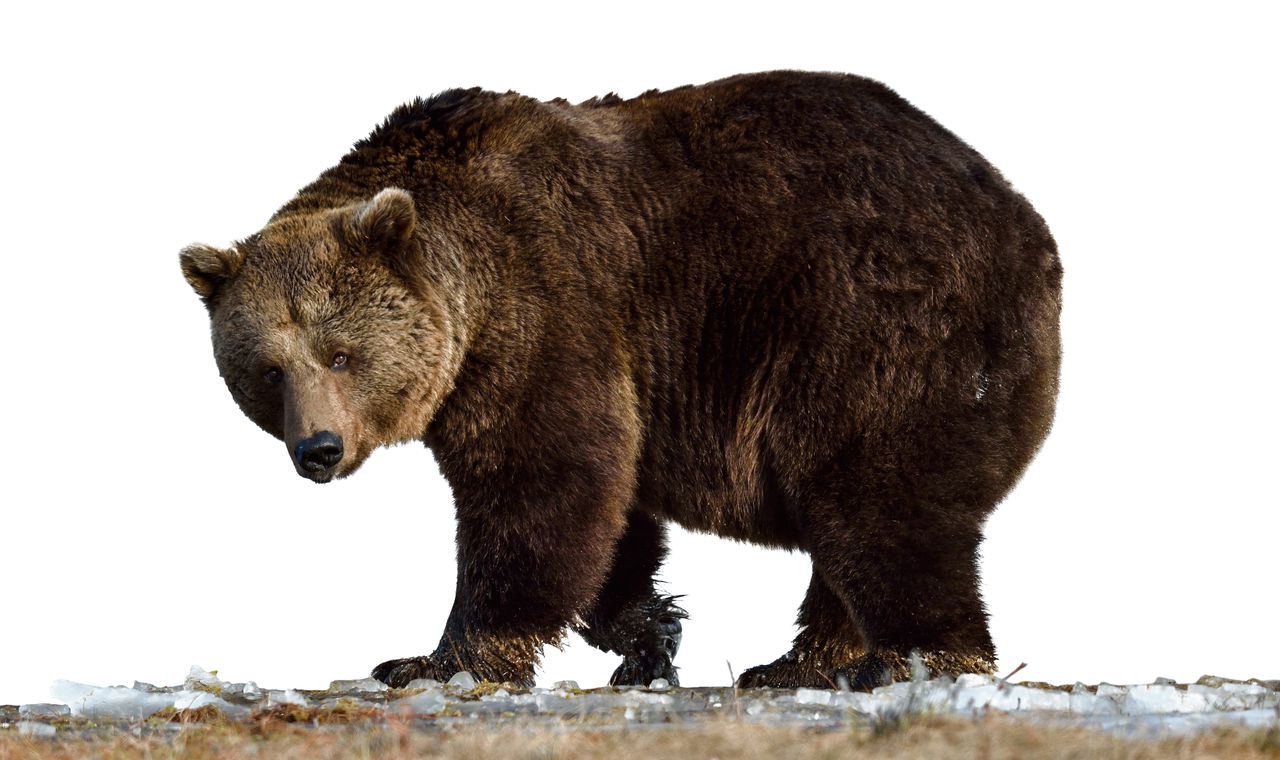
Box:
298;468;337;484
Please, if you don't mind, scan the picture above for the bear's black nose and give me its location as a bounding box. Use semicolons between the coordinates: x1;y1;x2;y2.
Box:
295;431;344;473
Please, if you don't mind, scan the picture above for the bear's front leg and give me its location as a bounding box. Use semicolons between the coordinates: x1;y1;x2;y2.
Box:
372;397;638;688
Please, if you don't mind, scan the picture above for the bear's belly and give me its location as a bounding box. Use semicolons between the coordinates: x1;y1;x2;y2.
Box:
636;463;804;550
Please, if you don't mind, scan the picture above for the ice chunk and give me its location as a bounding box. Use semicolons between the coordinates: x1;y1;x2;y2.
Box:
17;722;56;738
552;679;580;692
184;665;223;692
827;691;874;711
954;673;994;688
950;682;1000;711
871;681;916;701
328;678;389;694
1176;689;1213;712
623;690;674;708
1001;685;1070;712
1124;684;1192;714
795;688;832;706
534;692;566;711
648;678;671;691
405;678;441;690
1068;688;1118;715
398;689;447;714
914;681;959;711
19;703;70;719
50;680;238;720
907;652;929;683
938;679;1073;714
53;680;177;720
448;672;477;690
222;681;261;701
174;691;228;711
1213;682;1271;710
265;689;309;707
480;688;512;702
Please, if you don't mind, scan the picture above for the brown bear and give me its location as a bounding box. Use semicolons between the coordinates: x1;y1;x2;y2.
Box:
180;71;1061;691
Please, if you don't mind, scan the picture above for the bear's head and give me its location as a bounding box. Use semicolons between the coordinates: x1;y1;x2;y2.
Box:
180;188;462;483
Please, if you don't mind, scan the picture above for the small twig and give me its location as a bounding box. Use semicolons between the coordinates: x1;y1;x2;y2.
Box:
726;660;743;719
997;662;1028;691
815;669;840;690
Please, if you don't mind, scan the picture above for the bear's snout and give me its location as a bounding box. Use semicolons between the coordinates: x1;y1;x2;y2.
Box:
293;431;344;481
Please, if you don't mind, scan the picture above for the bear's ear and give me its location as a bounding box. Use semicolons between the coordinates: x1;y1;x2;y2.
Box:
344;187;417;254
179;243;244;303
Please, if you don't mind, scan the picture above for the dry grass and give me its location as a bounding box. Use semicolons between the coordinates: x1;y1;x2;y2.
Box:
3;716;1278;760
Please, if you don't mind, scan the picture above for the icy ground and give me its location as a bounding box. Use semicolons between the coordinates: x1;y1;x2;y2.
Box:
6;666;1278;739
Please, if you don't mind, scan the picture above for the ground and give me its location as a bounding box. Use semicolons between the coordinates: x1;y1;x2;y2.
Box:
3;713;1279;760
3;668;1277;758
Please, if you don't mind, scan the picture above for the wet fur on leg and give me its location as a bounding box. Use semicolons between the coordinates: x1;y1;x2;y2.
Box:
830;650;997;691
372;630;551;688
736;642;864;689
738;571;865;688
738;648;996;691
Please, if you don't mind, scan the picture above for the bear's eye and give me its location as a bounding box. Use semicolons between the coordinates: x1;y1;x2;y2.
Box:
263;367;284;385
331;352;349;369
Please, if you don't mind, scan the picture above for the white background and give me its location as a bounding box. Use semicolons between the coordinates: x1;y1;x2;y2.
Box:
1;2;1276;706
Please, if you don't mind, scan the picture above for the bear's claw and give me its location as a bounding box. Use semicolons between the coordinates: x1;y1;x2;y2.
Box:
371;656;445;687
736;649;841;689
736;643;875;689
608;651;679;687
607;603;684;686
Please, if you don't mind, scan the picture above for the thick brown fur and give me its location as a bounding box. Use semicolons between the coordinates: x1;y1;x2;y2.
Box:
180;71;1062;690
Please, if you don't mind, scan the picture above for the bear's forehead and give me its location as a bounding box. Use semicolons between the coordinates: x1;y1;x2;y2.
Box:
247;217;340;276
233;217;348;296
218;216;392;338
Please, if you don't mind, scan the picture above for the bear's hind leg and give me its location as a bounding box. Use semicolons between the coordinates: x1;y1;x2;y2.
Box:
807;493;997;690
576;512;686;686
736;568;866;688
